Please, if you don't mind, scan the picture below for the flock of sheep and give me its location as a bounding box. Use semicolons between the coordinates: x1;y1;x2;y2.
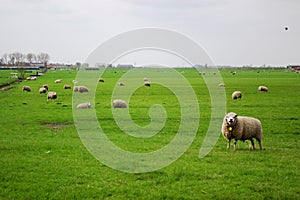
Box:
22;71;268;151
22;76;151;110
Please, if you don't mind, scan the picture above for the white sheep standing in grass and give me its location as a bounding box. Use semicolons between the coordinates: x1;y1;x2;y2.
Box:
144;81;151;87
258;86;269;92
76;102;91;109
22;86;31;92
232;91;242;100
43;84;48;91
55;79;62;83
39;87;47;94
221;112;263;151
118;82;125;86
64;85;72;89
73;86;89;93
113;99;127;108
47;92;57;100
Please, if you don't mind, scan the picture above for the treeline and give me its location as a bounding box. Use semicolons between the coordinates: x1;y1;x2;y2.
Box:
0;52;50;66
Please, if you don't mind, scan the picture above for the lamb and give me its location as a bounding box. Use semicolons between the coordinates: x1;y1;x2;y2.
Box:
76;102;92;109
73;86;89;93
64;85;72;89
99;78;105;82
39;87;47;94
232;91;242;100
143;77;149;81
22;86;31;92
258;86;269;92
144;81;151;87
112;99;127;108
43;84;48;91
55;79;62;83
47;92;57;100
221;112;263;151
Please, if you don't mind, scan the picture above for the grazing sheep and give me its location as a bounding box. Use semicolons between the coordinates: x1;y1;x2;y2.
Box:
72;80;78;84
222;112;263;151
143;78;149;81
30;76;37;80
113;99;127;108
43;84;48;91
76;102;92;109
118;82;125;86
22;86;31;92
258;86;269;92
73;86;89;93
47;92;57;100
144;81;151;87
232;91;242;100
55;79;62;83
218;83;226;87
64;85;72;89
39;87;47;94
99;78;105;82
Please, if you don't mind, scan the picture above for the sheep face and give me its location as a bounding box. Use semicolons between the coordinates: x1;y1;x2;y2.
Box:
225;112;238;126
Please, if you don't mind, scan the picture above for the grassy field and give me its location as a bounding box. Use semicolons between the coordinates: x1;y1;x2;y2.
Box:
0;68;299;199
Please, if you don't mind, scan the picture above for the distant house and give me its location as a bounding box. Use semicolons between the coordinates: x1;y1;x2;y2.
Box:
287;65;300;72
116;64;134;68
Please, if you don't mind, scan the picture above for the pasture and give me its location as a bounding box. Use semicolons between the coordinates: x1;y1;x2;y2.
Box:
0;68;299;199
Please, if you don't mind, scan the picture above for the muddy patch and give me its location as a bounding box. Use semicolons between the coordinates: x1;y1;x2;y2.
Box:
40;122;73;131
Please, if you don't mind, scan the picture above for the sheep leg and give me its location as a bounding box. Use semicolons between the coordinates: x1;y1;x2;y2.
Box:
227;139;231;149
256;138;263;150
250;138;255;150
234;140;237;151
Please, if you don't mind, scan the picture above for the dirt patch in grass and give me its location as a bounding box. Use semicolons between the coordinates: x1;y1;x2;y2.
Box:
40;122;73;130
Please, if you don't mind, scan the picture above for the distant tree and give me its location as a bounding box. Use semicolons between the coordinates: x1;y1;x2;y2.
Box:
8;53;15;65
37;52;50;67
17;67;26;80
2;53;9;65
14;52;25;66
26;53;35;64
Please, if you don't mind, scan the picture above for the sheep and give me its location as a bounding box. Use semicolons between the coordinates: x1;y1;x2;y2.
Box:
112;99;127;108
221;112;263;151
232;91;242;100
76;102;92;109
143;77;149;81
144;81;151;87
258;86;269;92
39;87;47;94
22;86;31;92
118;82;125;86
43;84;48;91
72;80;78;84
63;85;72;89
55;79;62;83
47;92;57;100
218;83;226;87
99;78;105;82
73;86;89;93
231;71;236;75
26;77;31;81
30;76;37;80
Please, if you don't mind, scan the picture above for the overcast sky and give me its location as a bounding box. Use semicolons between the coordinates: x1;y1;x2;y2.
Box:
0;0;299;67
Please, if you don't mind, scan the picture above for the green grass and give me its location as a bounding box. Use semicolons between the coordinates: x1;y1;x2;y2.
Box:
0;68;299;199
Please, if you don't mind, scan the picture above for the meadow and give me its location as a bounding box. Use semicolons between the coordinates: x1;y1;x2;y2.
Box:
0;68;299;199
